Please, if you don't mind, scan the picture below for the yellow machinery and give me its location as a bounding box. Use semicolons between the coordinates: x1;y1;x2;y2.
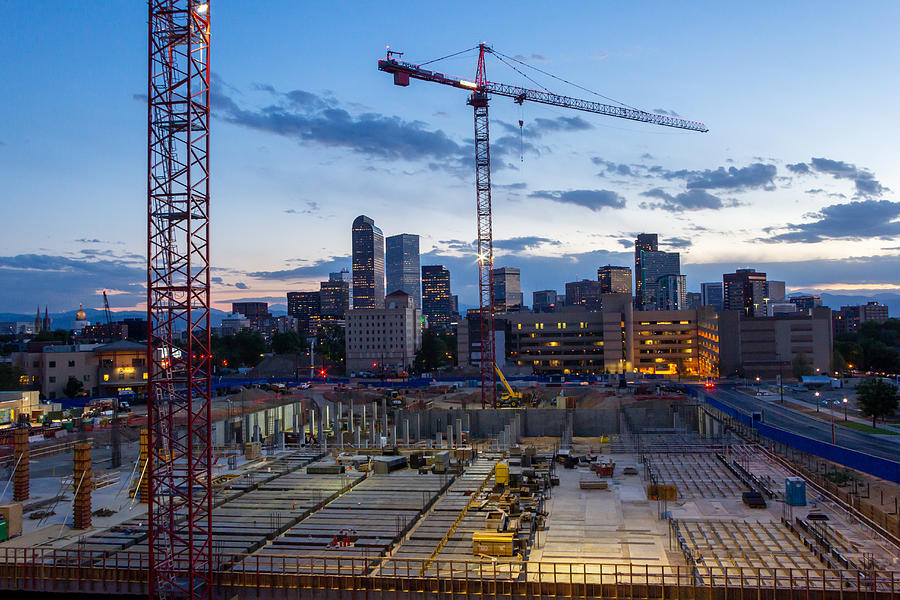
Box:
493;365;522;407
495;461;509;486
472;531;515;557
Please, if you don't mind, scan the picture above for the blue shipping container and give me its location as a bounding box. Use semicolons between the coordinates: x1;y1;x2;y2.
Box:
785;477;806;506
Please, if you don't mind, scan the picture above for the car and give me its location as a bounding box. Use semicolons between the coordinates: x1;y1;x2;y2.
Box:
299;382;311;389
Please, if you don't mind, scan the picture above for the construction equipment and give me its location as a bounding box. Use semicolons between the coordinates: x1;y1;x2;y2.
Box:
101;290;112;326
379;44;706;409
147;1;213;598
493;364;522;407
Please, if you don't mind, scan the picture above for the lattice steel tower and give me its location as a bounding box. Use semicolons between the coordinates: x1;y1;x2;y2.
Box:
147;1;212;598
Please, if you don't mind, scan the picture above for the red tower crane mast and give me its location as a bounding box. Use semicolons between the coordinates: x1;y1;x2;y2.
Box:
378;44;707;409
147;1;213;598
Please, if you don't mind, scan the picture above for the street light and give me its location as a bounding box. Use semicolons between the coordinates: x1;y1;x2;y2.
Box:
843;397;848;421
815;390;820;412
755;376;761;394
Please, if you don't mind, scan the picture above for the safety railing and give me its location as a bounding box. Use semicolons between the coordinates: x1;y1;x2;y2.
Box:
1;546;898;598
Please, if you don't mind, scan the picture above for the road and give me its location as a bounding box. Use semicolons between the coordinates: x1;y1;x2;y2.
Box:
698;384;900;463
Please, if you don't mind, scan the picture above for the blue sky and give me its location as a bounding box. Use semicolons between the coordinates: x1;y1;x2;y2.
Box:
2;1;899;313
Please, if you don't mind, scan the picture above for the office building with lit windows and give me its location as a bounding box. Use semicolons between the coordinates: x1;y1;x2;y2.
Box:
345;290;421;375
598;265;632;294
386;233;420;308
634;233;658;308
351;215;385;310
421;265;452;331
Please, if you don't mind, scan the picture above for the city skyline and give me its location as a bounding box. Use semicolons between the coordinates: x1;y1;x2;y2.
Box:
2;2;900;312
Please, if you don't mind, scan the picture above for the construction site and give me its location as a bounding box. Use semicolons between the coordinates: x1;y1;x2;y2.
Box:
1;389;900;599
1;1;898;599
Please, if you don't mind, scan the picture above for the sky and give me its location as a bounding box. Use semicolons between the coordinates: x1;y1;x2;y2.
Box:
1;1;899;314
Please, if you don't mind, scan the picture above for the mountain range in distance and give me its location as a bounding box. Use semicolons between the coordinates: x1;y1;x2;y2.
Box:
2;295;897;332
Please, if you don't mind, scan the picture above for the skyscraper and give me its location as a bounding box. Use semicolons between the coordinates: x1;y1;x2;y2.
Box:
638;250;680;310
565;279;603;311
421;265;452;331
634;234;658;308
351;215;385;309
286;291;320;333
700;282;724;310
386;233;421;308
723;268;767;316
598;265;632;294
319;280;350;319
329;269;352;309
655;274;687;310
532;290;558;313
492;267;523;311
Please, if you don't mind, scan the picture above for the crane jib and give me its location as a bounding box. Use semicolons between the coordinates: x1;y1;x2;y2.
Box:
377;58;708;133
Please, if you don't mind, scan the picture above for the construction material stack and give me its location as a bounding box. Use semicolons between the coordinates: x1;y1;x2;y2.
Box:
13;428;28;502
73;442;91;529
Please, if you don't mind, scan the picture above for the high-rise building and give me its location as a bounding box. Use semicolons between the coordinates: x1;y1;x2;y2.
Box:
421;265;452;331
286;291;321;333
351;215;385;310
788;295;822;314
634;234;658;308
766;280;786;303
685;292;702;310
700;282;724;310
329;269;352;309
565;279;603;311
492;267;523;311
386;233;421;308
319;280;350;319
231;302;269;324
655;274;687;310
833;301;890;336
723;268;767;316
532;290;558;313
598;265;632;294
345;291;422;375
638;250;680;310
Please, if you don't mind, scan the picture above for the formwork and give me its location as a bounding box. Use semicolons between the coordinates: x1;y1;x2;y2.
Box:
72;442;91;530
13;428;28;502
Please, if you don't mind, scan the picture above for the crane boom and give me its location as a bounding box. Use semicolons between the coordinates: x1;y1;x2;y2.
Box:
379;44;707;409
378;57;708;132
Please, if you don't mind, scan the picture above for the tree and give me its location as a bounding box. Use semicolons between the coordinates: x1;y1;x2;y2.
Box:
211;330;267;368
272;331;306;355
31;329;71;344
316;324;345;372
832;350;848;375
413;330;457;374
64;376;84;398
855;377;899;429
0;364;26;390
791;352;813;380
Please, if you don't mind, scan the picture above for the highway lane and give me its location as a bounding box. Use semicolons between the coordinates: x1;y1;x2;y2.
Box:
697;384;900;462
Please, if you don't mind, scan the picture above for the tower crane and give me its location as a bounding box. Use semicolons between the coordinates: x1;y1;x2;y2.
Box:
379;44;707;408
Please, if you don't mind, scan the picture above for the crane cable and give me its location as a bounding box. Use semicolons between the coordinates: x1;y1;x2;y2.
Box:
493;49;642;112
418;46;479;67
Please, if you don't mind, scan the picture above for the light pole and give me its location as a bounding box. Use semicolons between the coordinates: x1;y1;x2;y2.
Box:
755;376;760;395
830;400;836;444
815;391;820;412
843;397;848;421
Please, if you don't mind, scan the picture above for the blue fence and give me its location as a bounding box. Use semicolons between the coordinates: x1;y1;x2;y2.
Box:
700;392;900;484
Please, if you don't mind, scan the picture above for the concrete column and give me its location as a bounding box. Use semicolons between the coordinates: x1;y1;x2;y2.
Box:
321;405;327;451
381;399;388;437
448;425;454;449
392;424;397;447
416;412;421;441
355;426;361;447
309;409;316;444
504;424;511;449
293;413;300;435
436;431;443;449
253;424;260;443
274;419;283;450
404;419;410;446
362;403;367;432
349;400;355;433
325;404;331;432
369;417;376;447
372;402;378;432
456;418;463;447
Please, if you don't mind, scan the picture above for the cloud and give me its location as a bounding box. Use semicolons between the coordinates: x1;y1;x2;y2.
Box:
248;255;351;280
652;108;682;117
499;116;593;140
785;157;887;197
513;53;549;63
663;237;692;249
592;157;634;176
495;182;527;190
234;282;249;290
664;162;777;191
786;162;810;174
763;199;900;243
591;52;608;61
284;201;320;215
617;239;634;249
493;237;562;253
639;188;729;212
0;254;145;311
529;189;626;211
215;83;470;169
